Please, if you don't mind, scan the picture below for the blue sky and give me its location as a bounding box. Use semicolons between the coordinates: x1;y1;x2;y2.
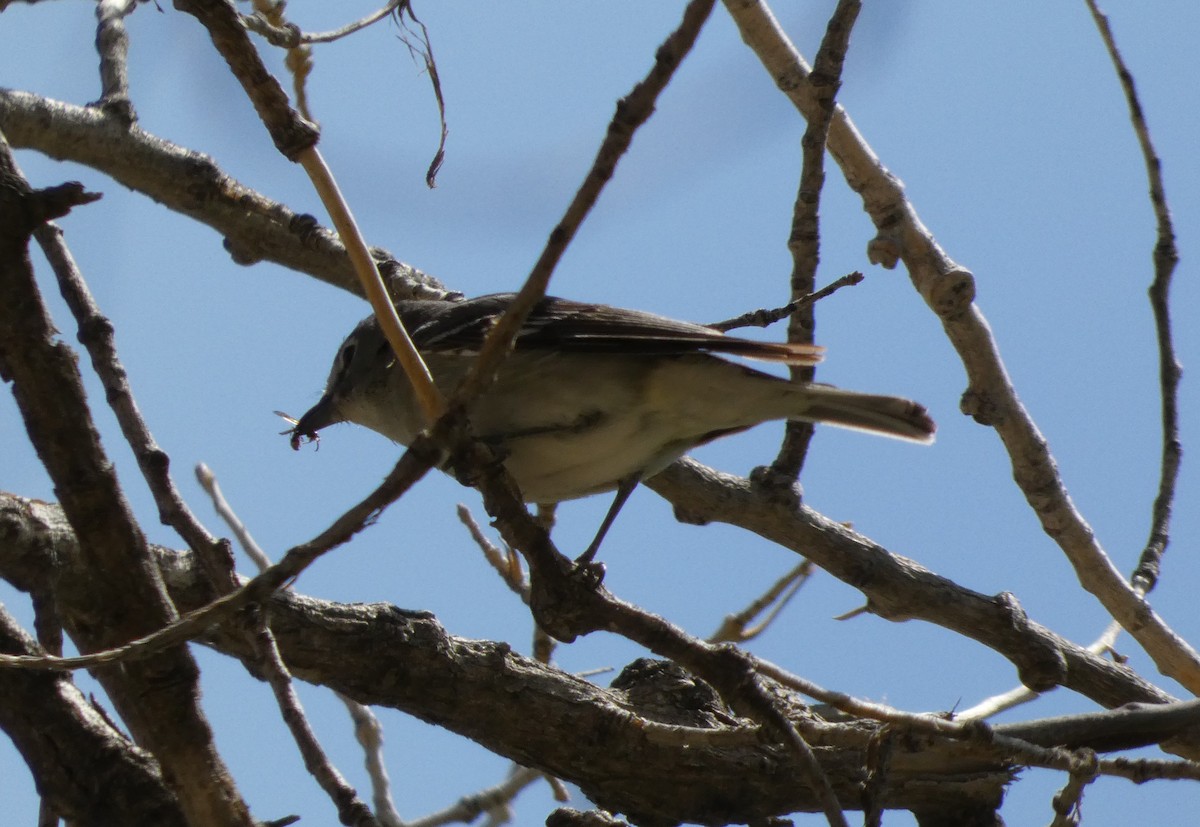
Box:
2;2;1199;824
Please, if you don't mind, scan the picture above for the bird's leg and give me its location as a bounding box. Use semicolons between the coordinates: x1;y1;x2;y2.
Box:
576;475;641;565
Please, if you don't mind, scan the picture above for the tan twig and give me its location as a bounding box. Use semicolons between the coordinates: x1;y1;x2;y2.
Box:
298;146;445;423
195;463;272;572
1049;749;1098;827
243;1;404;47
456;504;529;601
176;0;444;425
339;696;405;827
709;561;814;643
406;765;544;827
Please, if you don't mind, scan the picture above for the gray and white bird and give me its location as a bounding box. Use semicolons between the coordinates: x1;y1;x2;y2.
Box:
290;293;934;560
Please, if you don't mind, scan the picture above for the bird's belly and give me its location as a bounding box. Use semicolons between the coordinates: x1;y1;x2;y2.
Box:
494;410;685;503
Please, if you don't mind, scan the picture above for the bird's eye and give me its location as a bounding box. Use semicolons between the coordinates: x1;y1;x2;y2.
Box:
340;343;357;369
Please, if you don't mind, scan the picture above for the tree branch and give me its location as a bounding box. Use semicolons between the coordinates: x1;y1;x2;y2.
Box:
0;133;253;826
721;0;1200;696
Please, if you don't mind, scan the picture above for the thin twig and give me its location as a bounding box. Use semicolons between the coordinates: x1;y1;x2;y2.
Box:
175;0;445;424
758;659;1200;781
34;223;239;594
297;146;445;422
249;0;315;122
957;617;1129;721
195;463;273;572
709;561;814;643
0;437;437;671
957;3;1185;723
407;766;544;827
456;0;718;405
197;463;402;826
394;3;448;187
456;504;529;601
1048;749;1098;827
243;1;403;47
770;0;861;482
339;695;405;827
247;615;382;827
0;129;252;827
709;272;863;332
1083;0;1182;596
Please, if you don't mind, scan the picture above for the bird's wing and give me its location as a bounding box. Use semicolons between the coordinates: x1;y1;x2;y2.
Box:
400;293;823;365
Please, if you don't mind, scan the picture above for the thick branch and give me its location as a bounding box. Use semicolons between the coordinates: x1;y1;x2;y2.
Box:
11;494;1200;824
0;137;252;825
0;89;449;301
646;459;1174;712
0;495;1015;823
0;606;187;827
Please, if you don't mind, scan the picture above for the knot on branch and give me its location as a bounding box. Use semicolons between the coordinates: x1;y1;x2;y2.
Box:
959;387;1004;426
923;268;976;320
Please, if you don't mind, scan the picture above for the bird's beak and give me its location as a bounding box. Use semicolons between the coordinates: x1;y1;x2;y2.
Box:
290;393;340;450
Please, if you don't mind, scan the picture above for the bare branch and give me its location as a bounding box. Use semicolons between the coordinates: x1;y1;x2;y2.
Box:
394;3;448;188
0;132;253;825
195;464;402;826
0;89;452;300
647;459;1175;711
243;0;403;46
177;0;446;424
722;0;1200;695
34;223;237;590
407;766;544;827
0;605;188;826
1048;750;1098;827
710;271;863;332
456;0;718;405
246;614;382;827
709;561;814;643
195;463;273;572
1083;0;1183;596
771;0;861;481
93;0;139;122
0;438;437;672
340;697;405;827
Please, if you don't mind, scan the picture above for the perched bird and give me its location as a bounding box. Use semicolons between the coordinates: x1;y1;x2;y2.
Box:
290;293;934;560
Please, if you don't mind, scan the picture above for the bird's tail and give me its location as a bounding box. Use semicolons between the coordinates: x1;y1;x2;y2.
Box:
788;383;936;443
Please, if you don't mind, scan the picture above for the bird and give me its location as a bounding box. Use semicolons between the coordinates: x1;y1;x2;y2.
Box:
289;293;935;561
